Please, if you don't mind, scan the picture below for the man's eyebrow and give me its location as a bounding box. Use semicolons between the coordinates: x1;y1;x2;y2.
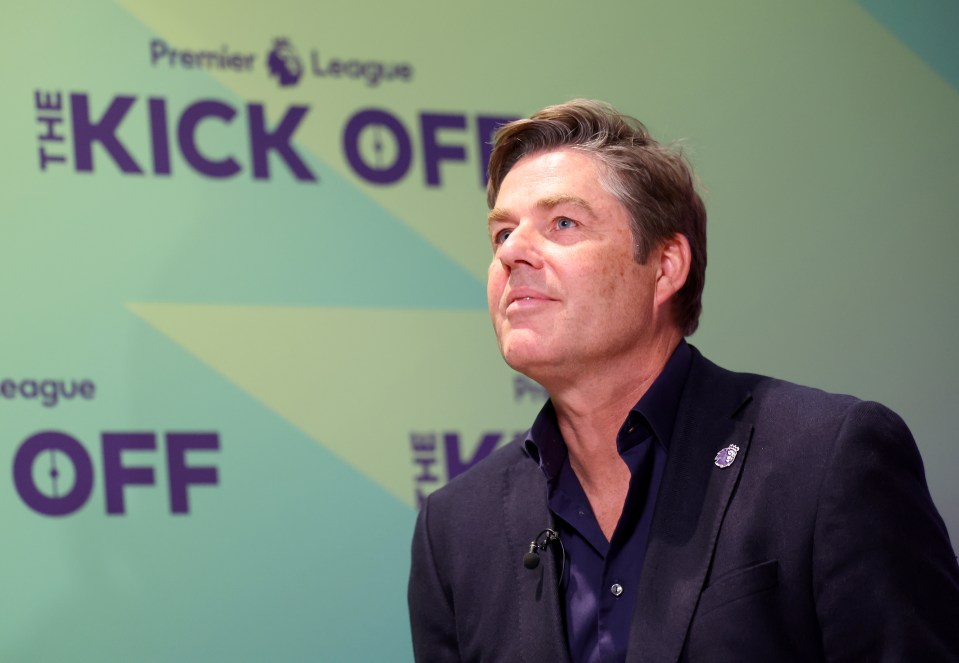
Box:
538;194;594;214
487;207;512;224
487;194;594;225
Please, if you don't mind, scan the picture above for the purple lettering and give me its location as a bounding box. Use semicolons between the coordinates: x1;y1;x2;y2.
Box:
477;115;518;186
13;431;95;516
102;433;156;515
343;109;412;185
150;39;169;65
38;380;58;407
513;374;548;402
58;380;79;400
410;432;436;452
36;90;67;170
309;51;324;75
38;147;66;170
79;380;95;399
166;433;219;514
443;432;502;481
178;100;241;178
248;104;316;181
20;380;37;399
420;113;467;187
413;456;439;483
70;93;142;174
149;97;172;175
34;90;62;112
37;115;64;142
411;432;439;501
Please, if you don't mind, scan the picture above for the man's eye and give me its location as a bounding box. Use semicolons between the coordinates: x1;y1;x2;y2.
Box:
556;217;577;229
494;228;513;244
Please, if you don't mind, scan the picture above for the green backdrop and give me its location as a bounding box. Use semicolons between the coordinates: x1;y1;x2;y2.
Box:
3;1;957;660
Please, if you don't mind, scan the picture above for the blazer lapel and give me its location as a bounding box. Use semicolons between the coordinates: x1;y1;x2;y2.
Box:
626;351;755;663
504;455;572;663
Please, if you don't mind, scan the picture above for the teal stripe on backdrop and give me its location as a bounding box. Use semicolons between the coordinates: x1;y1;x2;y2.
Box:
1;328;415;660
857;0;959;89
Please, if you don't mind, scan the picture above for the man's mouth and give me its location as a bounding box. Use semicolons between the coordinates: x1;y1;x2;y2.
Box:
506;288;555;310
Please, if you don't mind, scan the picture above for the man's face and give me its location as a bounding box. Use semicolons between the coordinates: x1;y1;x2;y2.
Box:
487;148;662;384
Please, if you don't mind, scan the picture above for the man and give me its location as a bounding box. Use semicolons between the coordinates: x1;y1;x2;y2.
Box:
408;99;959;662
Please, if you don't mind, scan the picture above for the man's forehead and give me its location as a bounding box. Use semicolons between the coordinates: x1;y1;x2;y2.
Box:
490;147;607;202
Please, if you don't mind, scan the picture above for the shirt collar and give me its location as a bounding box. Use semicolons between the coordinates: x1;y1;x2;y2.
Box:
524;339;692;480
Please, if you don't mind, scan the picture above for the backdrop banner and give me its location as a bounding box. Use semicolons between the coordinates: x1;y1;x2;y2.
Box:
3;2;957;660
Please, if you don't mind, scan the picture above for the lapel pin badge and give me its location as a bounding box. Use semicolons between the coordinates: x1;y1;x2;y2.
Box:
714;444;740;469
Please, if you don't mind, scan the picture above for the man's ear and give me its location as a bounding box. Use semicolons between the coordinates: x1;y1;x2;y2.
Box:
654;232;691;309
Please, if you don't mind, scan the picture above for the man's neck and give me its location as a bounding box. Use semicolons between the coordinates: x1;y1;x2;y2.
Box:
543;331;682;538
549;332;681;455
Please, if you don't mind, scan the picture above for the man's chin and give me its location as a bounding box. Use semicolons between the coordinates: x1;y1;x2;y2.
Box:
501;347;558;383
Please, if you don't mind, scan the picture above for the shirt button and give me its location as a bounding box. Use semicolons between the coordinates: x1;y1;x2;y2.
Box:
610;583;624;597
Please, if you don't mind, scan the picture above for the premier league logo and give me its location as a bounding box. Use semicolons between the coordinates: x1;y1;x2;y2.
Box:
714;444;740;469
267;38;303;87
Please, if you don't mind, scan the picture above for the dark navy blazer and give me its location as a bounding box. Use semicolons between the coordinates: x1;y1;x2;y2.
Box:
408;348;959;662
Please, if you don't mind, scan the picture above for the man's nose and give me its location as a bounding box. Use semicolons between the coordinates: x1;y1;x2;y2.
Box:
496;222;543;270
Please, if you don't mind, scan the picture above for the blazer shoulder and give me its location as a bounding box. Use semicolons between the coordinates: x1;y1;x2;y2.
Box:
424;437;536;515
691;347;872;426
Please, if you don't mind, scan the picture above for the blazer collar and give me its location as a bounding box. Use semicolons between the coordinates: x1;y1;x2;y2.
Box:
626;347;756;663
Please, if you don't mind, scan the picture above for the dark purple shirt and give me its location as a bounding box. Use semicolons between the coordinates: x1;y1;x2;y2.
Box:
524;340;692;663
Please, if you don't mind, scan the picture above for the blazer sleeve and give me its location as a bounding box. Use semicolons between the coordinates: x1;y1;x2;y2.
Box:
812;400;959;661
408;495;461;663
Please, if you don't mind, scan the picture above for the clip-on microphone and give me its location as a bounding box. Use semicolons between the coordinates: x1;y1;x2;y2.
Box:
523;528;562;569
